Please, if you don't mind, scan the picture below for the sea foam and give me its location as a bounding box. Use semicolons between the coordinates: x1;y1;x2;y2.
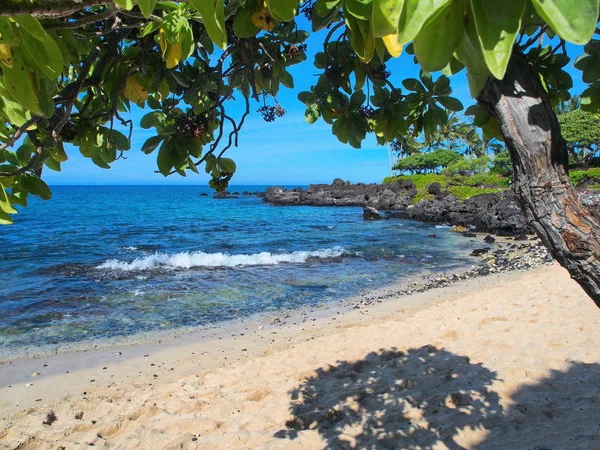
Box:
97;247;348;271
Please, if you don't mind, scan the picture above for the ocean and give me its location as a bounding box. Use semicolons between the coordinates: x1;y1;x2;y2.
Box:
0;185;481;358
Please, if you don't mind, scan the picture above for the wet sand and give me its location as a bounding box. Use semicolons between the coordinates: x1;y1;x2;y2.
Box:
1;263;600;449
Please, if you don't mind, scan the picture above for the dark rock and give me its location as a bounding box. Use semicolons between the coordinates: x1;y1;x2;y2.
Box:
213;192;239;199
483;235;496;244
383;211;408;219
264;179;416;210
363;206;382;221
404;190;532;235
427;182;442;196
199;193;209;197
43;410;57;426
471;248;490;256
514;232;528;241
462;232;477;238
427;233;437;238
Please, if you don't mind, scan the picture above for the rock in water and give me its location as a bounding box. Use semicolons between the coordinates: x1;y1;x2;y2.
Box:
363;206;382;221
451;225;467;233
264;179;416;209
484;235;496;244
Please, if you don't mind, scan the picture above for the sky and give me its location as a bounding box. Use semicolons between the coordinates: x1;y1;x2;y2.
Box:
43;17;588;187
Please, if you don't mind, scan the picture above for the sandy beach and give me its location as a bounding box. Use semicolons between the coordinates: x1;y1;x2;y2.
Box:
1;262;600;449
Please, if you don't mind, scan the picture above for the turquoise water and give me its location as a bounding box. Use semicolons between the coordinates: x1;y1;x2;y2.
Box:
0;186;479;355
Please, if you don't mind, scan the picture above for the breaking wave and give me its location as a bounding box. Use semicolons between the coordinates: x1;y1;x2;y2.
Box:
96;247;350;271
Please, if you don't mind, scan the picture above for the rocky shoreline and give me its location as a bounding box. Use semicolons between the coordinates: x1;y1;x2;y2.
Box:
345;233;555;309
264;178;600;236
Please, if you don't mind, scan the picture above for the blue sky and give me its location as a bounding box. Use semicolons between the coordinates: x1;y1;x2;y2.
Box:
44;19;587;186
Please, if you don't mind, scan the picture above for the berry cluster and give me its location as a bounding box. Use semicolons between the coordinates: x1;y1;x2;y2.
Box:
373;64;391;80
359;105;374;118
257;105;286;122
300;2;315;20
175;114;210;139
286;43;307;60
59;121;77;142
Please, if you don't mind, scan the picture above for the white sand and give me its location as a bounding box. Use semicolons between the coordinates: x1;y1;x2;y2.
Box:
1;263;599;449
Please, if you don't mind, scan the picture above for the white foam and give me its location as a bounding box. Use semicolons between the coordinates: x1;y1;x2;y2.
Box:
97;247;349;271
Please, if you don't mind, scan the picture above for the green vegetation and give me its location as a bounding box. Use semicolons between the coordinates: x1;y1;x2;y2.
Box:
392;149;460;174
447;186;503;200
557;97;600;168
385;168;600;203
570;168;600;186
383;173;509;202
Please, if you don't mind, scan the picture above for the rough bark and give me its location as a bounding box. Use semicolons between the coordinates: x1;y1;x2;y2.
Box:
478;53;600;308
0;0;109;17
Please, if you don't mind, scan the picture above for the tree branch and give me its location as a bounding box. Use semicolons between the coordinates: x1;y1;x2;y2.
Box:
0;0;110;17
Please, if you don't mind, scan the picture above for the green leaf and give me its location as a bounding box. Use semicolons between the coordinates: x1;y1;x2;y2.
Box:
531;0;599;44
140;111;160;129
435;96;463;111
218;157;236;174
414;0;465;73
190;0;227;50
0;183;17;214
11;15;48;41
20;30;64;80
50;144;68;163
402;78;425;92
138;0;158;18
312;2;341;31
441;54;465;76
305;103;320;124
20;174;51;200
432;75;451;95
465;104;490;126
298;91;315;104
581;83;600;114
345;0;372;20
463;27;491;96
161;11;187;43
350;90;366;109
2;49;46;118
372;0;404;37
266;0;299;21
109;130;131;150
0;209;13;224
113;0;134;9
92;155;111;169
233;6;260;37
469;0;526;79
15;143;32;165
45;157;61;172
397;0;453;45
157;138;173;176
346;14;374;63
142;135;164;154
174;136;203;158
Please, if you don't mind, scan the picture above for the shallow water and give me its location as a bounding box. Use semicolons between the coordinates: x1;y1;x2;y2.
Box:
0;185;481;356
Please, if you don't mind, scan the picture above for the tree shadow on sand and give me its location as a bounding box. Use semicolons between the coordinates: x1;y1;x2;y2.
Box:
274;345;504;449
478;361;600;450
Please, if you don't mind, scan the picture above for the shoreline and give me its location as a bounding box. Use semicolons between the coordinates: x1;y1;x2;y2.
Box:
2;261;599;448
0;232;547;366
0;234;552;413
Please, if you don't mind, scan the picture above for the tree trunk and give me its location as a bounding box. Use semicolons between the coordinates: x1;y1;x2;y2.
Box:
478;53;600;308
